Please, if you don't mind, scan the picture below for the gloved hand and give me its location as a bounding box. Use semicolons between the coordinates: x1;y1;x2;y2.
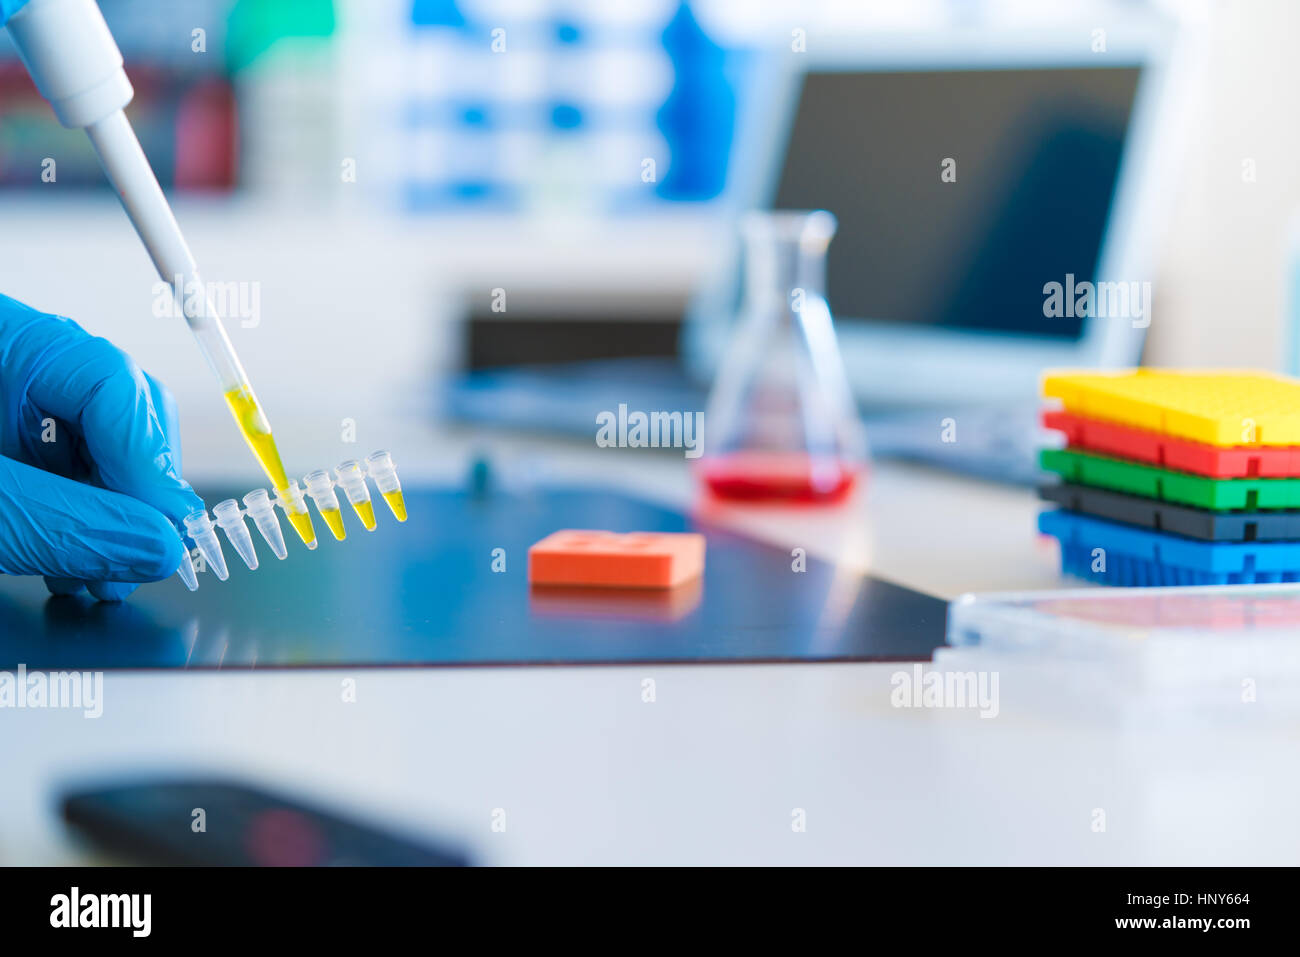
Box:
0;293;202;600
0;0;30;28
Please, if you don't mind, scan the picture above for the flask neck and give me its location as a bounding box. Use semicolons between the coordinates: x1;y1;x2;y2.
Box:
740;211;835;316
745;241;827;306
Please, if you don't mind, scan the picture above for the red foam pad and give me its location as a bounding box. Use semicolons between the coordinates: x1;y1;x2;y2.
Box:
528;530;706;588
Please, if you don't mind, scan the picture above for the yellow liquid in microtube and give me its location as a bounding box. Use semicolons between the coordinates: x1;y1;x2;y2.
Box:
285;507;317;549
223;388;289;493
351;498;377;531
319;507;346;541
381;489;408;522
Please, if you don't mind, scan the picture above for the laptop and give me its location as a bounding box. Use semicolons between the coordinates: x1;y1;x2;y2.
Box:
447;14;1194;482
683;14;1195;410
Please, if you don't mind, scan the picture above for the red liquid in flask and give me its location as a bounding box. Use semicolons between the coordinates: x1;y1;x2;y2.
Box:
701;211;865;505
699;451;860;504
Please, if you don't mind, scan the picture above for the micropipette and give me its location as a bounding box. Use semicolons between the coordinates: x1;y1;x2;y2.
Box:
5;0;315;546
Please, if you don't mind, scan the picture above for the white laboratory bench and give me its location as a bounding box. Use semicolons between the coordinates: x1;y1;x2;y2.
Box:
2;430;1297;866
2;201;1295;866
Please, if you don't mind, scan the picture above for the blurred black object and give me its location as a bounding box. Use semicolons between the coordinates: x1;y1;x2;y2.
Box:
63;779;470;866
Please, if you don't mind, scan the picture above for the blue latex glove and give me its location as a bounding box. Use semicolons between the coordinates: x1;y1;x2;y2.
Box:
0;0;30;27
0;293;202;600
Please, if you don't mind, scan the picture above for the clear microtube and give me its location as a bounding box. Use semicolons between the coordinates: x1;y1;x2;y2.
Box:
275;479;317;550
213;498;258;571
183;508;229;581
302;469;346;541
176;547;199;591
366;450;407;522
335;459;377;531
243;488;287;560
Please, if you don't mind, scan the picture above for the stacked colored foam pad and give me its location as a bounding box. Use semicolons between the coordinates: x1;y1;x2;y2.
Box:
1037;370;1300;586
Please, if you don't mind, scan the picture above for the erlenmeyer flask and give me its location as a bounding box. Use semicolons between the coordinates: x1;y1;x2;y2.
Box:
699;210;864;502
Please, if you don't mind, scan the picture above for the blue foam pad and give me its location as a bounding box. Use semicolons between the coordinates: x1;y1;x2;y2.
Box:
1038;509;1300;586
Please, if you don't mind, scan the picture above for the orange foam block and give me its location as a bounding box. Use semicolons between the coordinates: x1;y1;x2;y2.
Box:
527;530;706;588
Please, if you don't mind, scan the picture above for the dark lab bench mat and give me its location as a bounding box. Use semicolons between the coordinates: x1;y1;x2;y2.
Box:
0;488;945;670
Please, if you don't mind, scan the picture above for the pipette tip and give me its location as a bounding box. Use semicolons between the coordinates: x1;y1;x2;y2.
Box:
243;489;288;560
276;481;318;549
178;450;406;591
183;508;228;581
354;499;378;531
335;460;377;531
285;507;317;548
367;451;407;523
176;549;199;591
214;499;259;571
304;471;347;541
381;489;408;523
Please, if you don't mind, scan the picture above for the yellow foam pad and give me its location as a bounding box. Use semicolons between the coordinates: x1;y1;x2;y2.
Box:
1042;369;1300;447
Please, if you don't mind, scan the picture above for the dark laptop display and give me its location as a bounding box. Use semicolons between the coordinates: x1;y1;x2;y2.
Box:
773;67;1142;339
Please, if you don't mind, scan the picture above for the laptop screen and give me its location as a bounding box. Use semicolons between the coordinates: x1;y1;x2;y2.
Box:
772;66;1142;340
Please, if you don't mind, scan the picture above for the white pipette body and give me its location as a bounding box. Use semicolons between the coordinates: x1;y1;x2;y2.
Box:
7;0;264;400
6;0;290;584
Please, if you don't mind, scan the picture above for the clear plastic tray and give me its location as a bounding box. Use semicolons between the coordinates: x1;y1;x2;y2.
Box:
946;584;1300;688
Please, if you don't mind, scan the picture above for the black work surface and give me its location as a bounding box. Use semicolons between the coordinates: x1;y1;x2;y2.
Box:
0;488;946;670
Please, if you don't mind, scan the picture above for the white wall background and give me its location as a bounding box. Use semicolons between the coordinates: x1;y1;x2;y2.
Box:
1146;0;1300;371
3;0;1297;492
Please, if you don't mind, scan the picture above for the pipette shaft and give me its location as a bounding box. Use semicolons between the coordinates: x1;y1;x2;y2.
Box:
6;0;294;504
85;111;253;395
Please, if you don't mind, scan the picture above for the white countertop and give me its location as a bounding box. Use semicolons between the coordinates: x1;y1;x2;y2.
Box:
3;440;1296;866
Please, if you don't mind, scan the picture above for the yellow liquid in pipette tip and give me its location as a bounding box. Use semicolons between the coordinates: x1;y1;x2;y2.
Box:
319;507;347;541
381;489;408;522
224;387;316;548
351;499;377;531
286;506;317;549
223;388;290;493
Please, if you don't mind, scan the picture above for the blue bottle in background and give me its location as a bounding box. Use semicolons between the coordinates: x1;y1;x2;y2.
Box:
656;2;735;202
